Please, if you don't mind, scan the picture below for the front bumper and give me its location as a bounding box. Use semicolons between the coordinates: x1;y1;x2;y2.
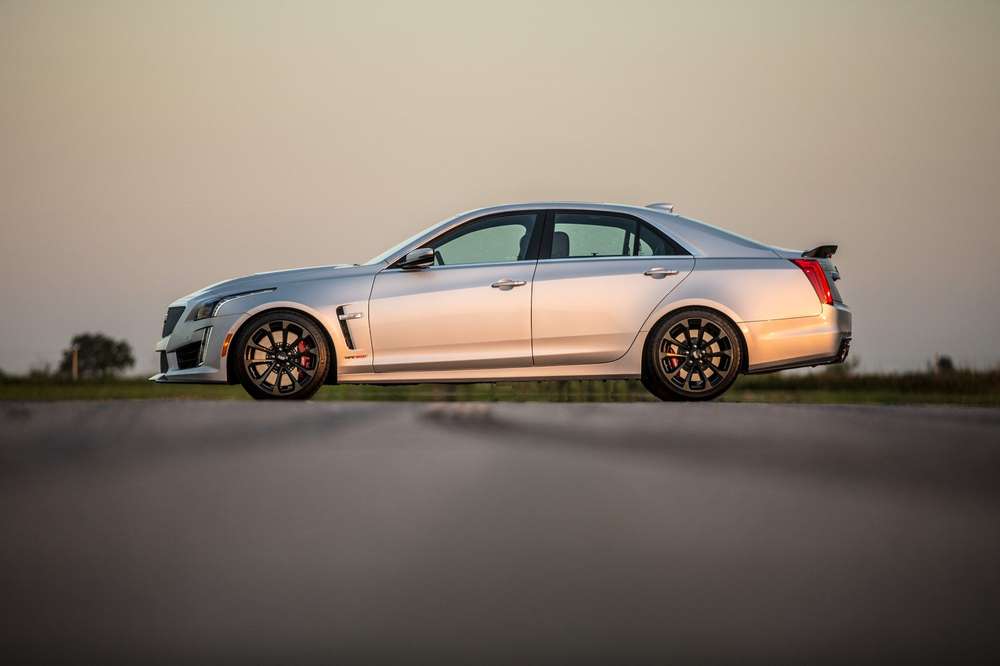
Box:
742;302;852;374
149;310;243;384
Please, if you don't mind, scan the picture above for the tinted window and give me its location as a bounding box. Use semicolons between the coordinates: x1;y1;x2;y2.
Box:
637;222;687;256
551;213;636;259
430;213;537;266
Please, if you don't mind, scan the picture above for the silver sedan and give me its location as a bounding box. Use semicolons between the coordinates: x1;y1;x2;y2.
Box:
152;202;852;400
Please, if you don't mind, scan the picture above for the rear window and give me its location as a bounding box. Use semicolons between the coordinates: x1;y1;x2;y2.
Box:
638;222;688;256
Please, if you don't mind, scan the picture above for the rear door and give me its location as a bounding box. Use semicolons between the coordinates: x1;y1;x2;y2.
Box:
531;211;694;366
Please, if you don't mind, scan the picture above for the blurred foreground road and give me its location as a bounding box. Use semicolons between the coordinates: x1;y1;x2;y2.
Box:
2;401;1000;663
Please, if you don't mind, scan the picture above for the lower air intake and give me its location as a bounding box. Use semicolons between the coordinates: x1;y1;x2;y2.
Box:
175;341;202;370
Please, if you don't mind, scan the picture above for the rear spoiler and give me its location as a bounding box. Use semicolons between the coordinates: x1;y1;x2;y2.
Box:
802;245;837;258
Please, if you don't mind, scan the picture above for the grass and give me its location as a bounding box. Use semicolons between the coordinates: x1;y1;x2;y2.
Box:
2;370;999;405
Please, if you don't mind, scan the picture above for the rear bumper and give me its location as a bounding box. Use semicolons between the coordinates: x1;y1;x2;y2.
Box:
742;302;852;374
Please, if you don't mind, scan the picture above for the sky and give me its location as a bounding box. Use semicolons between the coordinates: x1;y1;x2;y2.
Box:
1;0;998;374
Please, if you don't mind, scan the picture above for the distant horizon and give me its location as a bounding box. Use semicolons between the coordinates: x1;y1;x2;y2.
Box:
3;1;999;374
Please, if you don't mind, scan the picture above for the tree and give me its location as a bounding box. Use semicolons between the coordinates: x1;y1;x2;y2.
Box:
58;333;135;379
935;355;955;374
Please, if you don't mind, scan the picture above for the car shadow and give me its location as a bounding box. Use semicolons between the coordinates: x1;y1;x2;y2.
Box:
422;402;1000;503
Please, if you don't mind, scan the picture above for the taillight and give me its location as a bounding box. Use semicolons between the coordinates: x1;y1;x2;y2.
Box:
791;259;833;305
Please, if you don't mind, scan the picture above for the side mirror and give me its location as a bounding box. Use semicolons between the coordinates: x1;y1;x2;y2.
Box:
399;247;434;270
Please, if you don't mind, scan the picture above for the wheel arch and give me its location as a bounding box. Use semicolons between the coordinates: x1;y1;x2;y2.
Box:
224;304;339;385
640;304;750;374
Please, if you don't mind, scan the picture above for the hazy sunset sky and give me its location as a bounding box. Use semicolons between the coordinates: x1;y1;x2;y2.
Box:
2;0;998;373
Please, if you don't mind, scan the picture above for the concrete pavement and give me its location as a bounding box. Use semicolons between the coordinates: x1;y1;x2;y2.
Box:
2;401;999;662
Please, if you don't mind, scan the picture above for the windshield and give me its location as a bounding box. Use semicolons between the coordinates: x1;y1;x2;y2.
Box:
363;217;452;265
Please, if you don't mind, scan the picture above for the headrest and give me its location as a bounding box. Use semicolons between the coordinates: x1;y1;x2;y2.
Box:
551;231;570;258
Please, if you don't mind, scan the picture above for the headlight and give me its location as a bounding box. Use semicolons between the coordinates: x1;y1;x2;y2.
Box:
189;300;220;322
187;288;275;321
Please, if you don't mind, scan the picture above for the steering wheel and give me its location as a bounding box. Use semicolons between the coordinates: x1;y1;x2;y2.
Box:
434;250;445;266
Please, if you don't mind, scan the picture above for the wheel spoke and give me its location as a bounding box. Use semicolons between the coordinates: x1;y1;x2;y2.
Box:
254;361;276;383
273;366;287;390
286;366;305;388
289;360;313;376
682;370;694;391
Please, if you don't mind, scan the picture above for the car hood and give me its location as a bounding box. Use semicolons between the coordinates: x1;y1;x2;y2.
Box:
176;263;376;305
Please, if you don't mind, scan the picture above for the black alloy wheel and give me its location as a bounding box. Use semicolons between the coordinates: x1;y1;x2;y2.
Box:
642;309;743;401
234;310;330;400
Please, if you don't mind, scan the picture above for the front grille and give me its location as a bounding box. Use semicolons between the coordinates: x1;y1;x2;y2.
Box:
159;351;168;374
175;341;202;370
162;306;185;337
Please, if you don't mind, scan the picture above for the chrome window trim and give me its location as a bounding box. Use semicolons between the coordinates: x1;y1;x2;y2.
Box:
379;258;541;274
535;254;693;264
381;206;697;266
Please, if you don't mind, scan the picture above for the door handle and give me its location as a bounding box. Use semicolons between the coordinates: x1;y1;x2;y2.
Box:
643;268;679;279
491;279;527;290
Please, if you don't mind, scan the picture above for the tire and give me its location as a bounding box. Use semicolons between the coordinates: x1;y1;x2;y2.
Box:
233;309;331;400
641;309;743;402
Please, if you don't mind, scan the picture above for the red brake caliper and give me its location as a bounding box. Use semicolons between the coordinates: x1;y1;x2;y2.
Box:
667;342;681;370
298;340;311;373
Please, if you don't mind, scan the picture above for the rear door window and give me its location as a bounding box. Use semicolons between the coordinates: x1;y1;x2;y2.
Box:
551;213;636;258
548;212;688;258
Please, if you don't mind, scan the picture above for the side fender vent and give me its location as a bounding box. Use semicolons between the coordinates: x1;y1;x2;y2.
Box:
335;306;356;350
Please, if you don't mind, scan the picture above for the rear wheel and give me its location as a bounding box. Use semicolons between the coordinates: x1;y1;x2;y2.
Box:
642;309;743;401
233;310;331;400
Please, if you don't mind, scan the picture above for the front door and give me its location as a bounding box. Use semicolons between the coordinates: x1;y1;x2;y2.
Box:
368;212;541;372
531;211;694;366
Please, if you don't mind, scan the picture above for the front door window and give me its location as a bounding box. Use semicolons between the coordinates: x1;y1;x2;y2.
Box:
429;214;538;266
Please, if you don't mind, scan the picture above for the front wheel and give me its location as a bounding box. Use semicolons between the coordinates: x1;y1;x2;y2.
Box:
233;310;331;400
641;309;743;401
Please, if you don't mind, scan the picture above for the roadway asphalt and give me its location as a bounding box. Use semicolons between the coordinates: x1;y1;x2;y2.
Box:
2;400;1000;663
